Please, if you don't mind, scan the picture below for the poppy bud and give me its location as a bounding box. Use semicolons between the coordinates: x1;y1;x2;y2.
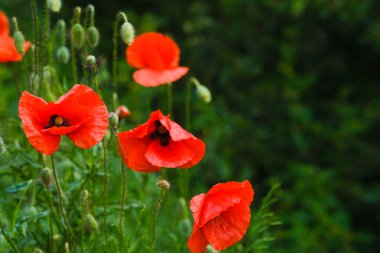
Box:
64;242;70;253
56;46;70;64
108;112;119;127
53;234;61;242
42;66;52;82
30;73;40;90
178;218;191;236
87;26;100;48
13;31;25;55
56;20;66;45
71;23;85;49
156;179;170;190
115;106;130;120
40;167;53;187
85;213;99;233
0;137;6;155
120;21;135;46
33;248;45;253
85;55;96;67
47;0;62;13
195;83;212;103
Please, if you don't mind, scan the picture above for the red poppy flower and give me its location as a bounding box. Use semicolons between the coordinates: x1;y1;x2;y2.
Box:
18;84;109;155
0;11;31;62
126;32;189;87
188;180;254;253
115;105;131;120
117;110;205;172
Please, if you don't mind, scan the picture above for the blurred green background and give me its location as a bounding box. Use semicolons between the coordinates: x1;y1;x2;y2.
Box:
1;0;380;252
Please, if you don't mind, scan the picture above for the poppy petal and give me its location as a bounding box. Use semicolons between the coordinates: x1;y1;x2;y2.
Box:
133;67;189;87
189;193;207;225
188;224;209;253
145;139;193;168
19;91;61;155
0;46;12;62
42;123;82;136
56;85;108;149
179;139;206;169
0;11;9;37
203;202;251;251
117;133;161;172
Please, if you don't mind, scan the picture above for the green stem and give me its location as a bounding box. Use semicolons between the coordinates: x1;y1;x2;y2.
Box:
11;180;32;236
0;218;21;253
51;154;75;246
115;132;126;253
167;83;173;116
102;139;109;244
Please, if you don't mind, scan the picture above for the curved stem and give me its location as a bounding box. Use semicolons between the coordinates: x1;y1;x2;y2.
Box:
102;138;109;243
150;169;166;251
51;154;75;245
0;218;21;253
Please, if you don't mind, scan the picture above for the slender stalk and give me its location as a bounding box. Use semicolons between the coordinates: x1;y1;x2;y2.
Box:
11;180;32;236
102;138;109;243
150;170;166;251
114;131;126;253
0;218;21;253
167;83;173;116
51;154;75;246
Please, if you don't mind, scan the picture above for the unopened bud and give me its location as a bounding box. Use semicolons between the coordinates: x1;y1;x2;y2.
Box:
71;23;85;49
87;26;99;48
64;242;70;253
0;137;6;155
195;83;212;103
115;106;130;120
40;167;53;187
156;179;170;190
25;206;37;217
53;234;61;242
47;0;62;13
85;55;96;67
42;66;52;82
85;213;99;233
120;22;135;45
33;248;45;253
56;20;66;45
56;46;70;64
108;112;119;127
13;31;25;55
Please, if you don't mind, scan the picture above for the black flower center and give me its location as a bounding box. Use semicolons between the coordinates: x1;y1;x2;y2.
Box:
44;114;71;129
149;120;170;146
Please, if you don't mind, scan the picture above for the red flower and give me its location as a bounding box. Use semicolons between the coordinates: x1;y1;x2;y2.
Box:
0;11;31;62
188;180;254;253
115;105;131;120
126;32;189;87
18;84;109;155
117;110;205;172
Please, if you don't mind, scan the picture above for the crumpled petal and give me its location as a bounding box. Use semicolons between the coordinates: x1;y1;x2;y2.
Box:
188;223;208;253
18;91;61;155
203;202;251;251
133;67;189;87
0;11;9;38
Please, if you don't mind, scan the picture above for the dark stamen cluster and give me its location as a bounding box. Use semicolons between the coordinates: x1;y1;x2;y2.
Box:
44;114;70;129
149;120;170;146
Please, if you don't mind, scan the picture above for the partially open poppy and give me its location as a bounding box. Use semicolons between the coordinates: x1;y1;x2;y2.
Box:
115;105;131;120
126;32;189;87
188;180;254;253
18;84;109;155
0;11;31;62
117;110;205;172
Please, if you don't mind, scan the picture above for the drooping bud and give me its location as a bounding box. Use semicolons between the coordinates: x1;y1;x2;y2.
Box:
0;137;6;155
13;31;25;55
56;46;70;64
108;112;119;127
85;213;99;233
87;26;100;48
120;21;135;45
156;179;170;190
115;106;130;120
47;0;62;13
195;83;212;103
71;23;85;49
40;167;53;187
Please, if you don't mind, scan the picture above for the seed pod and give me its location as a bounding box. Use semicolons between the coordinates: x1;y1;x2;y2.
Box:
47;0;62;13
71;23;85;49
56;46;70;64
85;213;99;233
40;167;53;187
13;31;25;55
87;26;100;48
120;21;135;45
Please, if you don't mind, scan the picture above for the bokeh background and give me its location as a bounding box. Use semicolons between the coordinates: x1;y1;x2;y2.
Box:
1;0;380;252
